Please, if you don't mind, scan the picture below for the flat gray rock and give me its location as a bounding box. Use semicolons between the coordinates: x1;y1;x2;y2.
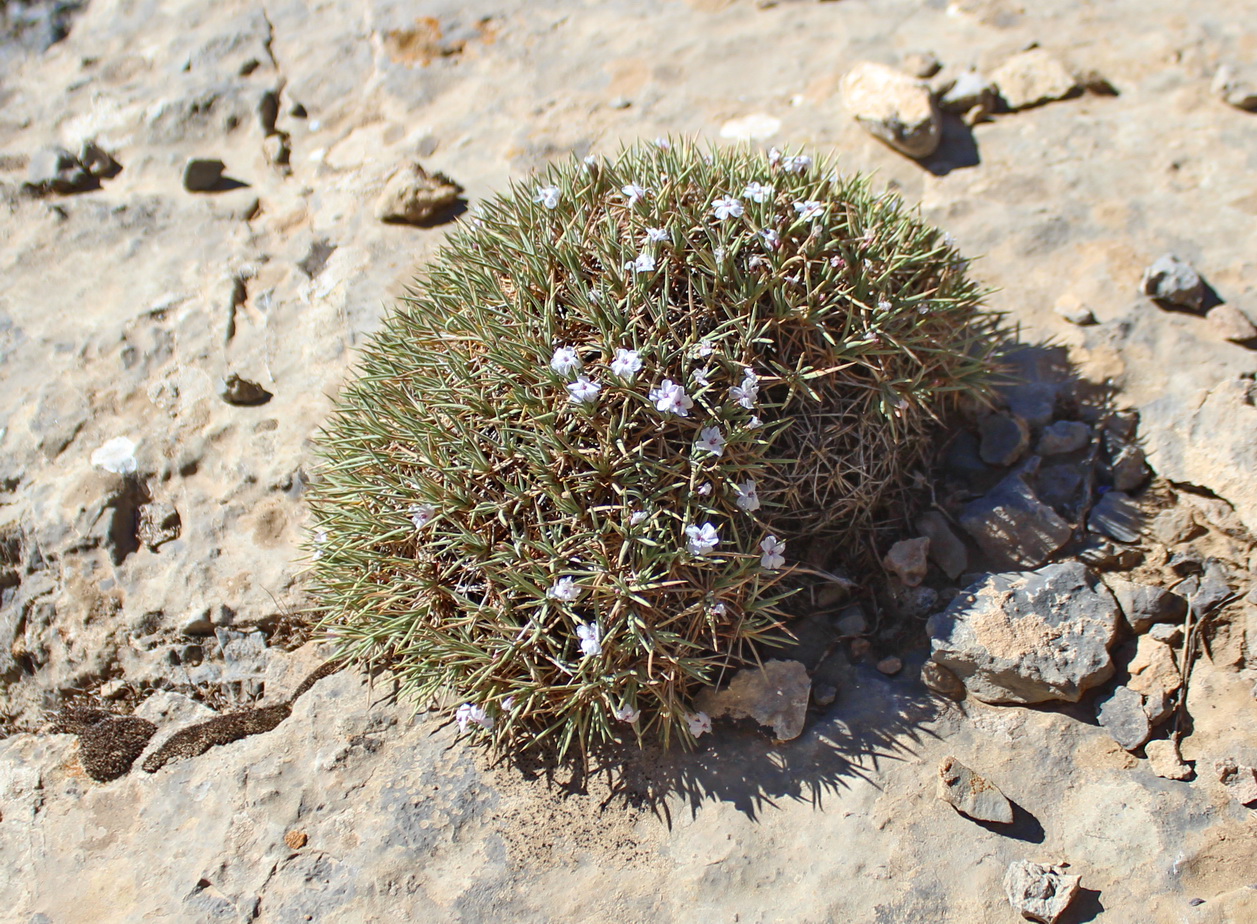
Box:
1140;253;1205;311
1004;860;1081;924
695;659;811;741
1096;685;1151;751
959;466;1073;570
928;562;1120;704
1105;577;1187;633
937;755;1014;823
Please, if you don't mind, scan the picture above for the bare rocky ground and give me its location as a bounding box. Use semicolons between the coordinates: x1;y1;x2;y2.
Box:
2;0;1257;921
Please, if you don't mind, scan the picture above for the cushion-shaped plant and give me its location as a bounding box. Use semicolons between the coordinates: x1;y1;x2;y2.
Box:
308;141;998;755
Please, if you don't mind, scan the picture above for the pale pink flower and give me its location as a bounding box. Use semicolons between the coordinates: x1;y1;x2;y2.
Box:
567;376;601;405
534;185;561;209
614;704;640;723
410;504;437;529
686;711;712;737
743;181;775;203
695;426;725;456
611;348;643;381
576;621;602;657
550;346;581;375
711;196;744;220
456;703;494;732
650;379;693;417
686;522;720;556
760;534;786;569
622;182;649;206
735;479;760;512
624;252;656;273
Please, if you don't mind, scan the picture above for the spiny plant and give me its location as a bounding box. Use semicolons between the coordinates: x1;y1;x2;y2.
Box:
307;140;999;757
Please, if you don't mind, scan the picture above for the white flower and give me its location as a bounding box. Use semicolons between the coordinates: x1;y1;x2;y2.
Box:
735;479;761;511
709;601;727;618
877;299;892;311
547;576;581;602
693;366;712;388
314;528;328;545
748;255;767;269
713;246;726;264
729;369;759;409
794;199;824;220
624;252;656;273
410;504;437;529
830;255;846;269
767;147;783;167
622;182;649;206
629;509;648;526
644;227;668;243
760;534;786;569
550;345;581;375
760;228;781;250
696;426;725;456
686;711;712;737
783;154;812;174
650;379;693;417
534;185;561;209
711;196;744;220
501;696;516;713
566;376;601;405
614;704;640;723
686;522;720;556
611;348;643;380
743;181;775;203
693;341;715;358
747;415;763;430
654;137;671;150
583;154;598;168
456;703;493;733
696;482;712;496
576;621;603;657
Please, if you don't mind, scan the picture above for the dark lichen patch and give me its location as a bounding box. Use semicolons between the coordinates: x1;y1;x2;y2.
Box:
142;702;293;773
289;657;345;701
56;707;158;782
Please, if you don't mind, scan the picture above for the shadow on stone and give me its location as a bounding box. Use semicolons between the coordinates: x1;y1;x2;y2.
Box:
1058;886;1105;924
920;114;981;176
974;798;1045;844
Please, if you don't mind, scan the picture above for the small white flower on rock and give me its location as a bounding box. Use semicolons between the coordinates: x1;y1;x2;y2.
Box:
624;252;656;273
686;711;712;737
534;185;561;209
576;621;602;657
794;200;824;220
743;181;775;203
566;376;601;405
650;379;693;417
456;703;494;733
611;348;643;381
735;479;760;512
410;504;437;529
711;196;744;220
550;345;581;375
686;522;720;556
696;426;725;456
760;534;786;569
622;182;649;207
614;704;640;723
645;227;668;243
547;576;581;602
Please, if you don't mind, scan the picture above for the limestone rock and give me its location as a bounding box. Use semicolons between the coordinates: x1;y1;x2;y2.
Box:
959;465;1072;570
1003;860;1081;924
1215;758;1257;807
1145;739;1192;781
220;373;272;406
915;511;968;580
1212;64;1257;112
937;756;1013;824
375;163;463;224
25;145;93;195
695;659;811;741
839;62;941;158
1096;685;1151;751
1140;254;1205;311
1088;490;1142;544
938;68;997;117
883;537;930;586
1105;578;1187;633
990;49;1080;111
927;562;1120;704
1205;304;1257;343
920;660;966;700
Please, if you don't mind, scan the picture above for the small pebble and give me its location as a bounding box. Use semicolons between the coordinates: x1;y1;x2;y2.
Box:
850;638;872;659
1205;304;1257;343
183;158;226;192
876;656;902;676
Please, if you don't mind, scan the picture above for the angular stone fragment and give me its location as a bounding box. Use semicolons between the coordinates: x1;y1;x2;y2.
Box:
1212;64;1257;112
695;659;811;741
1145;739;1192;780
1206;304;1257;343
883;537;930;586
375;163;462;224
1140;254;1205;311
959;466;1072;570
1215;758;1257;807
1105;578;1187;633
937;755;1013;823
840;62;941;158
1004;860;1081;924
979;413;1030;466
1096;685;1151;751
990;49;1080;111
183;158;226;192
915;511;968;579
1036;421;1090;456
26;145;92;194
1088;490;1142;544
927;562;1120;704
1109;445;1149;493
